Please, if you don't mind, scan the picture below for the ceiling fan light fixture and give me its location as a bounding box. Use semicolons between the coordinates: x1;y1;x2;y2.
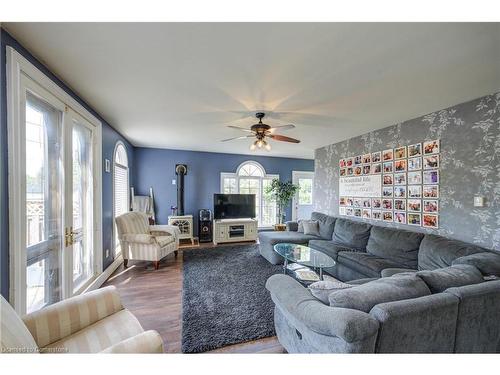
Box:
250;141;257;150
265;142;271;151
257;139;264;148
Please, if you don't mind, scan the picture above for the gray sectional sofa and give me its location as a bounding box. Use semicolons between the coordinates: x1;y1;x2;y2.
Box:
258;212;496;280
260;212;500;353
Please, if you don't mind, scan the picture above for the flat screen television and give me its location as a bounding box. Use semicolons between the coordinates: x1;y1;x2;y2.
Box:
214;194;256;220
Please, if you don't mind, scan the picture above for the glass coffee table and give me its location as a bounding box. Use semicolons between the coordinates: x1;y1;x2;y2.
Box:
273;243;336;281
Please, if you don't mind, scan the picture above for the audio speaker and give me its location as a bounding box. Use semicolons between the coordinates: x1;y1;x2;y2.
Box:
198;209;213;243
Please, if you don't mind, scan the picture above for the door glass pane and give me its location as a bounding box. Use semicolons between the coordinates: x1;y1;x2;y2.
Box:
72;122;93;292
298;178;313;205
25;92;63;313
262;178;277;227
239;178;259;222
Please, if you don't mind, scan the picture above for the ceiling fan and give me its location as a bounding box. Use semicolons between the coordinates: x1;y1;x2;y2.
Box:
221;112;300;151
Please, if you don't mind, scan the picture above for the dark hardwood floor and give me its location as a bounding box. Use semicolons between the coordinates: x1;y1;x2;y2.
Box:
103;241;285;353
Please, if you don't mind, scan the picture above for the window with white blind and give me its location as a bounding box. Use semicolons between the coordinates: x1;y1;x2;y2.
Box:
113;142;129;256
220;161;278;227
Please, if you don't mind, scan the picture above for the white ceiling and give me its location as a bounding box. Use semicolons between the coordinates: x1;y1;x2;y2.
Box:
4;23;500;159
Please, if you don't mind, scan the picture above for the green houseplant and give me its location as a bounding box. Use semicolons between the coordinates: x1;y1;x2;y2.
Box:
265;179;300;230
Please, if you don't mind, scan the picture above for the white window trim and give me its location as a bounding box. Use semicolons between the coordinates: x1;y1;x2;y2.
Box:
6;47;103;313
112;141;129;257
220;161;278;229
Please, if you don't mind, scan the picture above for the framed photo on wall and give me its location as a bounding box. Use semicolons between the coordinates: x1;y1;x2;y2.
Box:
394;199;406;211
423;214;439;228
407;213;422;226
372;163;382;174
423;155;439;169
408;157;422;171
408;171;422;184
423;140;440;155
383;149;394;161
394;212;407;224
382;211;393;222
423;170;439;184
382;186;394;197
423;185;439;198
408;143;422;157
423;200;439;213
394;146;407;159
408;199;422;212
372;151;382;163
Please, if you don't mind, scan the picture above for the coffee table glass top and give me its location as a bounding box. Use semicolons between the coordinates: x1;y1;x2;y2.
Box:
273;243;336;268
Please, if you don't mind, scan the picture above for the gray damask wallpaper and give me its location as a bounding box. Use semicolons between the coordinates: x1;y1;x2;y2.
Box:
314;92;500;251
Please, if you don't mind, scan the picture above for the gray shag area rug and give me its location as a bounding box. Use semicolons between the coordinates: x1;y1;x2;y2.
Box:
181;244;281;353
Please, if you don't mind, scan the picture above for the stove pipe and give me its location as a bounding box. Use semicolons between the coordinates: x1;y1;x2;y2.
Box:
175;164;187;216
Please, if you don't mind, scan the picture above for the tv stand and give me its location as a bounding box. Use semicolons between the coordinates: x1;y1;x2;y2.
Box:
213;218;258;245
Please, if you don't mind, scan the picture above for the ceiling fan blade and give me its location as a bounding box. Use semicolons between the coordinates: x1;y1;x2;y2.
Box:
268;124;295;133
227;125;254;133
221;135;254;142
269;134;301;143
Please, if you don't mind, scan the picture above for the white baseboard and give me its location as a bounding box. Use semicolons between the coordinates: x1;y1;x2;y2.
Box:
84;254;123;293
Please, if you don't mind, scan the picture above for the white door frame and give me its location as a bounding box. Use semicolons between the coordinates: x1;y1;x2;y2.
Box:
292;171;315;221
7;47;103;314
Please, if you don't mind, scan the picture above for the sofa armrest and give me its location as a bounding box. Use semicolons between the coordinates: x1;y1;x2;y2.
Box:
23;286;124;348
100;330;163;353
286;221;298;232
122;233;155;244
265;274;379;343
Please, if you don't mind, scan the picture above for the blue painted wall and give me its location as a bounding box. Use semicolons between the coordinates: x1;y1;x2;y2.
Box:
133;147;314;235
0;29;135;299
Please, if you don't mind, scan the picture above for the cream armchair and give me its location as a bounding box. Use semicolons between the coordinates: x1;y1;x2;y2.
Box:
1;286;163;353
115;212;180;270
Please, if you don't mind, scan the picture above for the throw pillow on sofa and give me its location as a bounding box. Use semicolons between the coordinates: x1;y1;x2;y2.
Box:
308;278;352;304
302;220;320;236
451;252;500;277
328;274;431;313
416;264;484;293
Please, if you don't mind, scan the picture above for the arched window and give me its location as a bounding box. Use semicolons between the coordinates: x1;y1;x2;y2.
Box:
221;161;278;227
113;142;129;255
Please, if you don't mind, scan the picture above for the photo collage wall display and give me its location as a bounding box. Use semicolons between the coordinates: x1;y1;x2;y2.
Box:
338;139;440;228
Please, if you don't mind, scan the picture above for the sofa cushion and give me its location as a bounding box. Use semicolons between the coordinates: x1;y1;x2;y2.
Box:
366;226;424;269
258;230;320;245
418;234;484;271
0;295;38;352
308;240;355;260
337;251;409;278
332;219;371;250
311;212;336;240
417;264;484;293
328;274;431;313
303;220;320;236
452;252;500;276
308;278;353;304
381;268;417;278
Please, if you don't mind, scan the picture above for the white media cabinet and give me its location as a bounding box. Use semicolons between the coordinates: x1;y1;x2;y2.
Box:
213;218;258;245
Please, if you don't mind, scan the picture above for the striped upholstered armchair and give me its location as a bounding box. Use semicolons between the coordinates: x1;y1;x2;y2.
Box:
1;286;163;353
115;212;180;270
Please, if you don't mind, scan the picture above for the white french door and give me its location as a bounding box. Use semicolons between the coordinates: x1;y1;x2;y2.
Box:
292;171;315;221
9;63;100;315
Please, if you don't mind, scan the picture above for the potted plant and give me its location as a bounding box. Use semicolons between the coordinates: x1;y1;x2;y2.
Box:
265;179;300;231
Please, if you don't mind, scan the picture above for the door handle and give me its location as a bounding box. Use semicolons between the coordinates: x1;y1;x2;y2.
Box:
65;227;77;247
